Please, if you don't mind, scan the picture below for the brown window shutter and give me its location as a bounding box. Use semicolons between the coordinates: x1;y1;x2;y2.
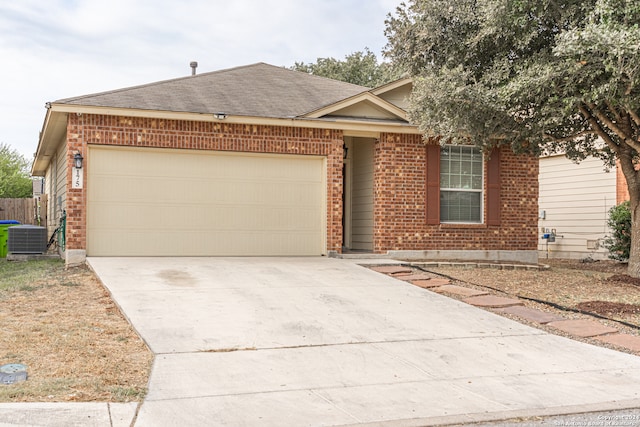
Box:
487;148;501;226
426;144;440;225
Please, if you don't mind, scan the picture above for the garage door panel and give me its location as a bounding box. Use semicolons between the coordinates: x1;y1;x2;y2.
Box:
89;229;323;256
87;147;326;256
91;174;322;205
89;203;323;231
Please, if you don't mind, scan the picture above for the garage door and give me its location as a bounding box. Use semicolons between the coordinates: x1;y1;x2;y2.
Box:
87;146;326;256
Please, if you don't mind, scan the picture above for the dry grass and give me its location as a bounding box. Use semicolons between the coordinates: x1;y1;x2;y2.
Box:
0;258;152;402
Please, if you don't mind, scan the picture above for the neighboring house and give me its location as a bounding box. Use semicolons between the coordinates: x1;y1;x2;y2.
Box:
32;63;539;265
538;153;628;260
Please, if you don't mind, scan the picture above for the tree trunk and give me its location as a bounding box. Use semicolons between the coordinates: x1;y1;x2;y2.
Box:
629;196;640;278
578;107;640;275
617;145;640;278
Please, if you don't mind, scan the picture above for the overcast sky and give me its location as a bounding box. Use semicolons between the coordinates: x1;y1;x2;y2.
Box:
0;0;402;160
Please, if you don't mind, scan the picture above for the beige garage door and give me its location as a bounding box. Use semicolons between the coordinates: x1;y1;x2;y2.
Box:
87;146;326;256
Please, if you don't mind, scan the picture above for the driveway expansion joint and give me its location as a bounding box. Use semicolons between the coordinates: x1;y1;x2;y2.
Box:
182;334;550;356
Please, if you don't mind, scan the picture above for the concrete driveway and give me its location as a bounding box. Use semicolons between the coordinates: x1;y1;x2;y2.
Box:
88;257;640;426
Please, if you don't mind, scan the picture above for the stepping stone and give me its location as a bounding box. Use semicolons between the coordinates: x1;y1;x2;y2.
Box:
433;285;488;297
414;278;450;287
396;273;435;281
495;305;564;324
370;266;413;275
463;295;523;308
410;279;445;289
595;333;640;353
547;319;618;338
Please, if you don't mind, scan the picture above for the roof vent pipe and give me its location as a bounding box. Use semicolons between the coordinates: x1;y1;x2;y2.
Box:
190;61;198;76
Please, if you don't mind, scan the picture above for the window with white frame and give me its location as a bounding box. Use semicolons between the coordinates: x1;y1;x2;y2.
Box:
440;145;483;223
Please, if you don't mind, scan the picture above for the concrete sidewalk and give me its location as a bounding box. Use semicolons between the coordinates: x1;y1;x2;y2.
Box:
2;257;639;426
0;402;138;427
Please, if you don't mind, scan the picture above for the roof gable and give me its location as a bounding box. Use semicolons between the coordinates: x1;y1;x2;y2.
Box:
303;92;408;121
371;78;413;110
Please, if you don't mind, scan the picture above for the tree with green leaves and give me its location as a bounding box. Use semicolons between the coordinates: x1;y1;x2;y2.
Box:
384;0;640;275
0;143;32;198
291;48;400;87
604;201;631;261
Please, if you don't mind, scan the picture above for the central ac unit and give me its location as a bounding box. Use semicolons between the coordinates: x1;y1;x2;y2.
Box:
8;226;47;254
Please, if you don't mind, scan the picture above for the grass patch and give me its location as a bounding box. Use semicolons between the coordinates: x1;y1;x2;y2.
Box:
0;378;76;401
0;260;153;402
109;386;147;401
0;258;64;292
59;282;80;287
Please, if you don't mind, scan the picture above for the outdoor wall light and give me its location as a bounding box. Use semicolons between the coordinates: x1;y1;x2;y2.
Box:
73;152;84;169
343;144;349;159
213;112;227;120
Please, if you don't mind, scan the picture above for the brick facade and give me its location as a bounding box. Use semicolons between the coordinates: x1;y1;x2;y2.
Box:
63;113;539;257
373;133;539;253
64;113;345;253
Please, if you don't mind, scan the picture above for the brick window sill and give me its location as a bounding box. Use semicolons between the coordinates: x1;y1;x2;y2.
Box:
439;223;488;229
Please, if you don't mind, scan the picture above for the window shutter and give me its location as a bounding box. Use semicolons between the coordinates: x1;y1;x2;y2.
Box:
487;148;501;226
426;144;440;225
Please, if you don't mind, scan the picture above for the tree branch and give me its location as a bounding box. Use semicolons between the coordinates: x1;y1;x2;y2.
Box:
605;100;623;124
543;130;594;143
628;108;640;128
586;102;627;140
579;103;621;156
586;102;640;153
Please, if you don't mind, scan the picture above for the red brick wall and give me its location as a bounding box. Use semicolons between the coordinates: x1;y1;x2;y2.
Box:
64;113;345;253
616;160;630;204
66;117;85;252
374;133;539;252
63;114;538;256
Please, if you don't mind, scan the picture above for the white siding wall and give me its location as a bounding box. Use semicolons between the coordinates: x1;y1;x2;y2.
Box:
350;138;374;251
538;154;616;260
44;141;67;231
54;143;67;224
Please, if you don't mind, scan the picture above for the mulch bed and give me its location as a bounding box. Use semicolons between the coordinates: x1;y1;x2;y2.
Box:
606;274;640;287
576;301;640;316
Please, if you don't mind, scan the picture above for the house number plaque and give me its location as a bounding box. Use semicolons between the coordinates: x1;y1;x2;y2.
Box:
72;167;83;189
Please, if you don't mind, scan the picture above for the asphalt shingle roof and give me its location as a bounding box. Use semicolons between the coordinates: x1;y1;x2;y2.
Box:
56;63;370;118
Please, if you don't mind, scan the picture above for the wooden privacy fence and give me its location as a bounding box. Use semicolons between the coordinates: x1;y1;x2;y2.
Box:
0;196;47;226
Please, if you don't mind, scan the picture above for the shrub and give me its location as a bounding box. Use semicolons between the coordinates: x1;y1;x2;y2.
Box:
604;201;631;262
